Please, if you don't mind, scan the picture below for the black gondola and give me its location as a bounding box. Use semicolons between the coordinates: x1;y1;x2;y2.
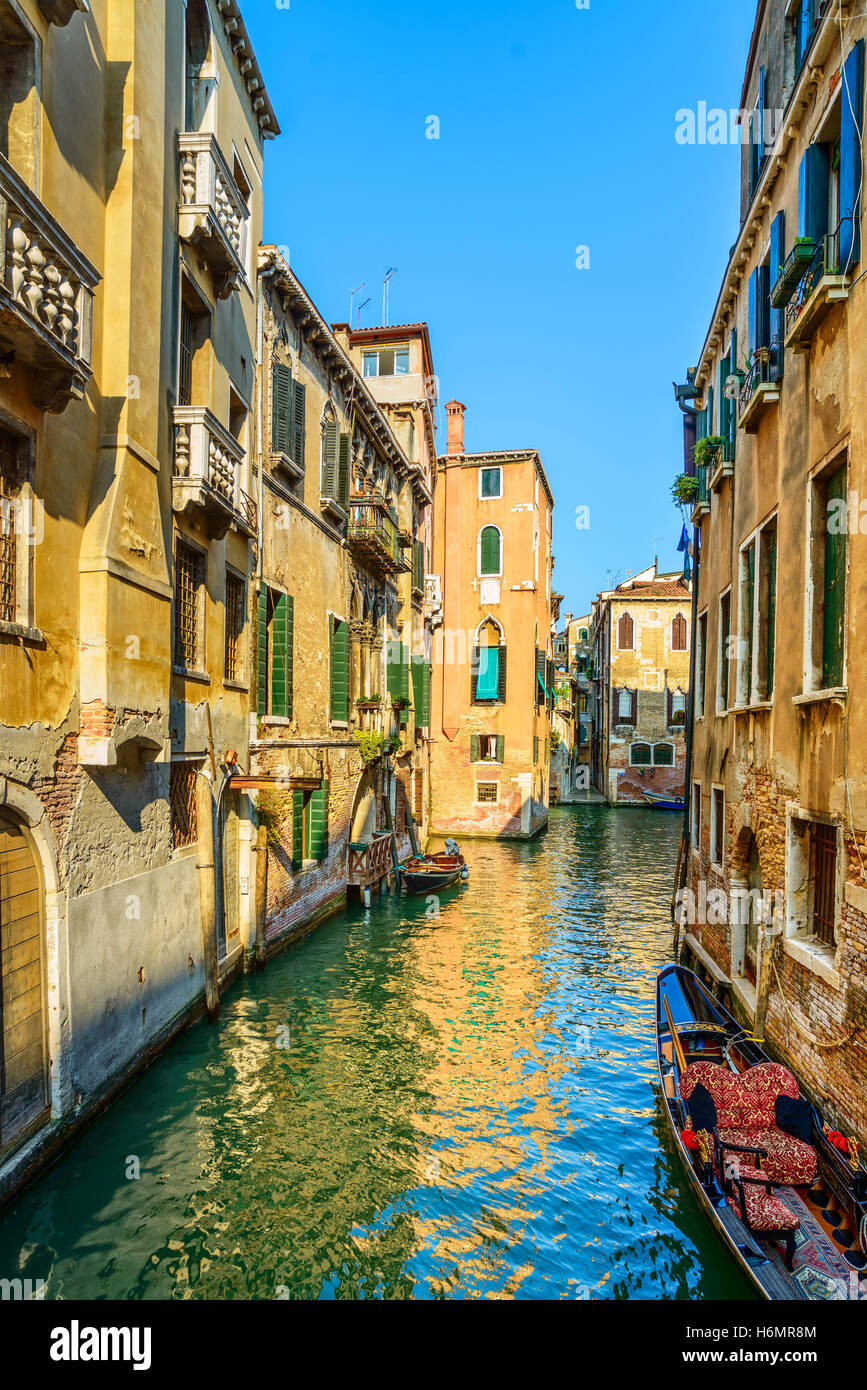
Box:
656;963;867;1300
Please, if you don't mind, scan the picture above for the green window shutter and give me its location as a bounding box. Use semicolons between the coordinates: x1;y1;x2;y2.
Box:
272;364;291;454
480;526;500;575
497;646;507;702
799;143;830;243
271;591;293;718
330;618;349;721
292;381;306;471
387;642;409;702
720;594;731;708
308;780;329;861
706;383;714;437
840;39;864;269
470;644;480;702
718;355;729;453
535;648;546;705
337;432;350;508
291;790;304;870
257;589;268;716
746;543;756;693
411;655;430;725
496;734;505;762
823;466;846;688
533;735;539;764
422;662;431;726
470;734;479;763
728;328;738;457
322;418;338;497
766;528;777;697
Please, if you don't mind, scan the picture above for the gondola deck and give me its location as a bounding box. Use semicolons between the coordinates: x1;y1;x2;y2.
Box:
656;963;867;1301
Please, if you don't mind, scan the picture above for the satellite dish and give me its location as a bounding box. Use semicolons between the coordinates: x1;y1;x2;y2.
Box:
724;373;740;400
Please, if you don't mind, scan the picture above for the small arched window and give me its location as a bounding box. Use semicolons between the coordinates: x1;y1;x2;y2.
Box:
631;743;652;766
671;613;688;651
653;743;674;766
617;612;634;650
479;526;501;576
579;627;588;641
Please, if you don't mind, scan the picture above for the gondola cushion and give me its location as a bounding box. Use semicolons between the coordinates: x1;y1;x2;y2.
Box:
738;1063;800;1128
679;1061;817;1185
727;1184;800;1233
717;1127;817;1186
679;1061;742;1128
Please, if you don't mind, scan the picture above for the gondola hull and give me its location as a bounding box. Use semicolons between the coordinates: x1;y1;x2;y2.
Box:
401;853;466;895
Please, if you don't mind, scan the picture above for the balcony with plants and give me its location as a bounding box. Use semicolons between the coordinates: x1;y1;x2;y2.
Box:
172;407;255;539
738;346;781;433
347;490;407;579
781;228;850;350
0;152;99;413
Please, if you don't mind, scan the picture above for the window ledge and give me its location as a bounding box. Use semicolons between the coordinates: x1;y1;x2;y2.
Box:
792;687;848;709
271;450;304;480
173;666;210;684
320;496;347;525
783;935;840;990
261;715;293;727
0;621;44;645
733;700;774;714
224;679;249;693
331;720;349;730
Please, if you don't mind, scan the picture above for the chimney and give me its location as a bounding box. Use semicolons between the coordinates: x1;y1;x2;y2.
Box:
445;399;466;456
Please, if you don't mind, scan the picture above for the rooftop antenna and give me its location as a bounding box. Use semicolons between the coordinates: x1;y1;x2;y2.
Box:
355;296;371;329
652;539;665;574
382;266;397;325
348;282;365;324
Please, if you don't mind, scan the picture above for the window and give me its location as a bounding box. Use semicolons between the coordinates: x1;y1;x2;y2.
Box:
170;761;199;849
411;655;431;727
257;586;294;719
321;407;349;507
362;348;409;377
330;616;349;723
615;688;636;725
711;787;725;867
653;743;674;766
178;279;210;407
811;821;837;946
224;570;245;682
0;4;38;185
738;518;778;705
617;612;634;650
476;782;498;804
472;734;504;763
271;362;306;474
691;782;701;848
0;422;32;630
671;613;688;651
480;467;502;499
479;526;501;576
174;541;205;672
179;303;195;407
787;813;841;957
696;611;707;717
737;541;756;706
630;743;652;766
668;691;686;726
805;463;847;691
533;736;540;764
288;782;329;868
718;591;731;711
412;539;424;593
579;627;588;641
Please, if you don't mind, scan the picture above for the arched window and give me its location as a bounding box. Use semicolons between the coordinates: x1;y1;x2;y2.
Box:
473;617;505;702
630;743;652;766
653;743;674;766
479;525;502;577
617;612;634;650
579;627;588;641
671;612;688;651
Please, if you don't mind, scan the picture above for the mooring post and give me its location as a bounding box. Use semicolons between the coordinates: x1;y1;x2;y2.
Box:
196;773;220;1021
254;821;268;968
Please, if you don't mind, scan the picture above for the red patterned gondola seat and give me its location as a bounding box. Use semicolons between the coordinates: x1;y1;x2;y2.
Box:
679;1060;817;1186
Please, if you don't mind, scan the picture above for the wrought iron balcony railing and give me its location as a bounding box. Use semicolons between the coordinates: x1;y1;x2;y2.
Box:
784;228;850;348
0;152;99;412
172;406;253;539
178;133;249;299
738;348;781;432
347;495;407;577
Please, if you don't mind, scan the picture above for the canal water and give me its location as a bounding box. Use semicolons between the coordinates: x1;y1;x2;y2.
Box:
0;806;752;1300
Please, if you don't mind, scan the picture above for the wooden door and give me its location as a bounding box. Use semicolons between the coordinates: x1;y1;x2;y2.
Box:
0;814;48;1150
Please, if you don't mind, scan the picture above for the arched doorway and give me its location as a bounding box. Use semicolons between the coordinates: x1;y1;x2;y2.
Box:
730;828;763;991
0;810;48;1152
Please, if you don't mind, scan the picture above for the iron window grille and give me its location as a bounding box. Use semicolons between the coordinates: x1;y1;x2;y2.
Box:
170;762;198;849
175;541;204;671
224;571;245;681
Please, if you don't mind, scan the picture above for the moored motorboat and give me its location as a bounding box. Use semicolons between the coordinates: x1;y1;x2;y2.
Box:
642;790;685;811
401;853;465;894
656;963;867;1300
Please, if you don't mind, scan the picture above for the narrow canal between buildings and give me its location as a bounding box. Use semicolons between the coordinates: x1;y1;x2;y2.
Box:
0;806;754;1300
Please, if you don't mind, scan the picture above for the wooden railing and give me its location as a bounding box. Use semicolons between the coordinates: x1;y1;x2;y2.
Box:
347;832;393;887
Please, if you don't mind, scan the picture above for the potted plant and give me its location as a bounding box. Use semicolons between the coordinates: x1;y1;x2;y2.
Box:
353;730;386;765
355;693;382;710
693;435;724;469
671;473;699;506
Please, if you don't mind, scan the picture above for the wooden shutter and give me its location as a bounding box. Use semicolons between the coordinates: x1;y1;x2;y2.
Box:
672;612;687;651
497;646;507;702
728;328;738;459
422;662;431;725
337;432;350;508
840;39;864;269
410;657;431;726
291;790;304;870
471;644;480;702
272;364;291;454
666;688;673;726
748;268;758;355
769;213;785;380
292;380;306;470
330;618;349;722
480;526;500;575
271;591;293;718
766;527;777;697
799;143;830;243
746;543;756;693
630;691;638;725
470;734;479;762
322;418;338;497
617;612;633;649
706;384;714;437
388;642;409;702
496;734;505;762
823;467;846;688
718;354;729;450
535;648;546;704
308;780;329;861
257;588;268;716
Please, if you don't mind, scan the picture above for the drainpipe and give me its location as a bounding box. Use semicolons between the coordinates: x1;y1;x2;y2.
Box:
673;373;701;937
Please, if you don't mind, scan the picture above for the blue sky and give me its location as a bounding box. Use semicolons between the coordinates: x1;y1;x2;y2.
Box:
251;0;757;616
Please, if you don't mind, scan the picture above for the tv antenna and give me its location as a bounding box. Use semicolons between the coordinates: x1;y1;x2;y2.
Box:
348;282;365;324
355;296;371;328
382;267;398;325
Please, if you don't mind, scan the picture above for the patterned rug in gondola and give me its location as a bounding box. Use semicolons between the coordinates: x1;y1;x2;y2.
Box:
764;1187;857;1300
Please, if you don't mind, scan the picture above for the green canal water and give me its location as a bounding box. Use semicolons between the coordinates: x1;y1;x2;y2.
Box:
0;805;753;1300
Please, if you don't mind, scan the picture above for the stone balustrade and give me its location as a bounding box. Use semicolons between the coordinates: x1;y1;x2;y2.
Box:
177;133;249;299
172;406;250;539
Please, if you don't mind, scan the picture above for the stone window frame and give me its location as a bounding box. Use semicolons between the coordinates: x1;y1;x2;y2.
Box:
735;512;778;709
716;585;732;715
710;783;726;871
801;446;849;699
695;607;708;720
172;533;208;681
783;804;844;989
691;780;702;850
0;407;40;643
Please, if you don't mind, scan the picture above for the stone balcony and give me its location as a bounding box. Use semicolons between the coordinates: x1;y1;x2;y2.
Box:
177;133;249;299
0;152;99;412
172;406;255;540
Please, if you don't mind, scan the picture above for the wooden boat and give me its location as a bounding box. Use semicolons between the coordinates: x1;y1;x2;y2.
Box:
656;963;867;1300
401;853;466;895
642;790;684;811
